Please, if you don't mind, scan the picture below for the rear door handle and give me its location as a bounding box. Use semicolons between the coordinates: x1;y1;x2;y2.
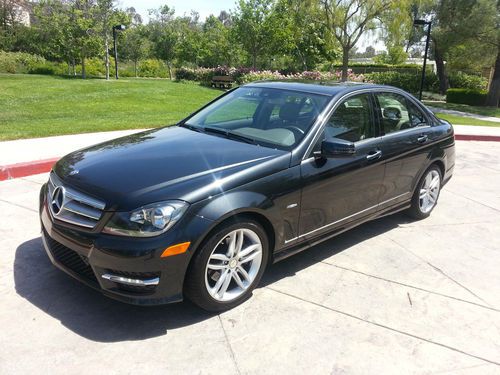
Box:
366;150;382;161
417;134;428;143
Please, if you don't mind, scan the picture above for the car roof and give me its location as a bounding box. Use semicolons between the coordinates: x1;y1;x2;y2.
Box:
245;80;401;97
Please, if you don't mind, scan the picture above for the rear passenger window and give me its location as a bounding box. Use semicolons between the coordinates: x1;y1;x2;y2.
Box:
376;93;427;134
324;94;374;142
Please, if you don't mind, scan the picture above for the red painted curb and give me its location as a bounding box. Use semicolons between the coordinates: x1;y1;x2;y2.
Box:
455;134;500;142
0;157;59;181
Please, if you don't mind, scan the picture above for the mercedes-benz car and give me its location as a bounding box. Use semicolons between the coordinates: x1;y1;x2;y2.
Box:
39;81;455;311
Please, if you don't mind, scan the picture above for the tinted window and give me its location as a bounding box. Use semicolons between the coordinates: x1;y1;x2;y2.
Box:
186;87;330;149
376;92;428;134
324;94;375;142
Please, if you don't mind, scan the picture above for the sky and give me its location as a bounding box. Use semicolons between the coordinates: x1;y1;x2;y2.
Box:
118;0;385;51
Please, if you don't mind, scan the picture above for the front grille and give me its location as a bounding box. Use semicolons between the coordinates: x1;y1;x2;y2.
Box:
107;269;160;295
44;229;98;284
47;172;106;229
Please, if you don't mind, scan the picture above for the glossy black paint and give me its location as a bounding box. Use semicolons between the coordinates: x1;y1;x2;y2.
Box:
39;82;455;305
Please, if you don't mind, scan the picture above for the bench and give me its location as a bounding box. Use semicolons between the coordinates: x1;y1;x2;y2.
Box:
211;75;234;89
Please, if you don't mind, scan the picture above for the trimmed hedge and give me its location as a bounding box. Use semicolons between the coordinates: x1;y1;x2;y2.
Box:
446;88;488;106
448;71;487;91
364;71;439;94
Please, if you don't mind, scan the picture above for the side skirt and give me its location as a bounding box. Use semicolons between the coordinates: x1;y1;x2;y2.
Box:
272;201;411;263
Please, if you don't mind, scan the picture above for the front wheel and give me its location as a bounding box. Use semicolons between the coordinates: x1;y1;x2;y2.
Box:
184;220;269;312
407;165;442;220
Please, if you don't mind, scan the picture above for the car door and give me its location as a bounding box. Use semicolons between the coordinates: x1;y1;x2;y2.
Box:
374;91;437;209
298;92;385;240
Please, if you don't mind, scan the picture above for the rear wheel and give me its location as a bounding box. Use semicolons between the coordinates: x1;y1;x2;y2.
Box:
184;219;268;312
407;165;442;219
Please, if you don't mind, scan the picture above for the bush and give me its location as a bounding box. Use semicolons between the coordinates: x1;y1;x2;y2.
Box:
365;71;439;94
448;71;487;90
446;88;488;106
137;59;168;78
0;51;47;74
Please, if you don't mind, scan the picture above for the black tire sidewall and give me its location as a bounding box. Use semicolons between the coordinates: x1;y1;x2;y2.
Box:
184;219;269;312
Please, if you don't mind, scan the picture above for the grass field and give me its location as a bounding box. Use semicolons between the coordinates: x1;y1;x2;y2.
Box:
434;113;500;127
423;101;500;118
0;74;220;141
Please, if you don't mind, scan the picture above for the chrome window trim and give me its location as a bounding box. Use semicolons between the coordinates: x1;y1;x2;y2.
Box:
284;192;410;244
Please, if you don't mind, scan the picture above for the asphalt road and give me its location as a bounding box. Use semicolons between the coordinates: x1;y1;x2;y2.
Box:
1;141;499;374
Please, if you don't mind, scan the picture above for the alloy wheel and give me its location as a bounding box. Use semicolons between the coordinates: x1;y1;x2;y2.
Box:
204;228;263;302
419;169;440;213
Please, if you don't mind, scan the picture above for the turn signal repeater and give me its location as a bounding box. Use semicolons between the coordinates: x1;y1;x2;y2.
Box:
161;242;191;258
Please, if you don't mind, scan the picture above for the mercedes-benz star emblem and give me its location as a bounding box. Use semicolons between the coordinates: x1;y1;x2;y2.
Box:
51;186;65;216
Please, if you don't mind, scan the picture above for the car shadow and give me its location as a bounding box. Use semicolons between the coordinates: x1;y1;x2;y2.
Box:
14;213;408;343
261;213;405;287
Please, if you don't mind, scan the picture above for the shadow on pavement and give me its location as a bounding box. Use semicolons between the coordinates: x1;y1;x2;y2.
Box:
261;213;405;287
14;213;406;343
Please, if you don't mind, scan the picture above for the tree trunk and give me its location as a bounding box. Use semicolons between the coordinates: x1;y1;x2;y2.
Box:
81;56;86;79
433;41;448;95
486;48;500;107
105;37;110;80
166;60;172;80
134;60;137;78
341;46;349;82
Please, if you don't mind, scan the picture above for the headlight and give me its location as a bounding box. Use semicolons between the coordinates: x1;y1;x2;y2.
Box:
103;200;189;237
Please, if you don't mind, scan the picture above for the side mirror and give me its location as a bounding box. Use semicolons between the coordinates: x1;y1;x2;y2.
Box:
315;138;356;159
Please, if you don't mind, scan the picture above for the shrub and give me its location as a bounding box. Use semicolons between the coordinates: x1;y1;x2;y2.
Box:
137;59;168;78
446;88;488;106
448;71;487;90
365;72;420;93
364;71;439;94
0;51;47;74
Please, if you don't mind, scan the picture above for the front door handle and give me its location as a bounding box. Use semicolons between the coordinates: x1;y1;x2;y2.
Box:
417;134;428;143
366;150;382;161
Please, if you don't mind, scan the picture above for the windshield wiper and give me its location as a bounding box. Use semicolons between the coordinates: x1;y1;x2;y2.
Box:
203;126;258;145
179;123;203;132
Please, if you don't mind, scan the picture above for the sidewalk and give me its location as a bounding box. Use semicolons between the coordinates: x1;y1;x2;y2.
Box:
0;129;146;180
0;125;499;181
427;105;500;123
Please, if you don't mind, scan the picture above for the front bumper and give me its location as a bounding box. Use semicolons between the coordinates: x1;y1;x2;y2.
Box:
39;183;212;305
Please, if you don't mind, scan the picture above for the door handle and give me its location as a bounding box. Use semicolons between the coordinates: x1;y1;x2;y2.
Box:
417;134;428;143
366;150;382;161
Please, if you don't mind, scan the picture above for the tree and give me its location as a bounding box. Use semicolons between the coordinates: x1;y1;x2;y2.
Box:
232;0;274;69
275;0;336;71
121;25;149;76
320;0;396;80
148;5;178;79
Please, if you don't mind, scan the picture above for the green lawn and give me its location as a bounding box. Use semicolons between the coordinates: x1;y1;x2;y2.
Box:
434;113;500;127
424;101;500;118
0;74;221;141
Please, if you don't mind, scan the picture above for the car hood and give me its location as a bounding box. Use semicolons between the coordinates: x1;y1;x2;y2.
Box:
54;126;290;211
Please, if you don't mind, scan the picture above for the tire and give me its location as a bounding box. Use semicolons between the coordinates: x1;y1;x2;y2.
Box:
184;219;269;312
407;165;442;220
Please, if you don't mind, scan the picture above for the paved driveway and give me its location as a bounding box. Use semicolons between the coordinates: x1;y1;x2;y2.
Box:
1;141;499;374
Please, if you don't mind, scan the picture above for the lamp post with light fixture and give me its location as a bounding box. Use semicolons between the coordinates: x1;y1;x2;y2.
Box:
413;19;431;101
112;24;126;79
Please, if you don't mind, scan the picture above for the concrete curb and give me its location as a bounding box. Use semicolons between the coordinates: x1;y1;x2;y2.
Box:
455;134;500;142
0;157;59;181
1;135;499;182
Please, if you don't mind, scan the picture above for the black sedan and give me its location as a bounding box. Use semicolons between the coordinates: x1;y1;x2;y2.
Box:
39;81;455;311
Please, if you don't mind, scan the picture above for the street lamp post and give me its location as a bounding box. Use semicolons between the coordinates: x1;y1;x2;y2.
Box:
413;19;432;101
112;24;126;79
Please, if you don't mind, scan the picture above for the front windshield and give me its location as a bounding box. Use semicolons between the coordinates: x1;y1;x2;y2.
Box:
184;87;330;150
